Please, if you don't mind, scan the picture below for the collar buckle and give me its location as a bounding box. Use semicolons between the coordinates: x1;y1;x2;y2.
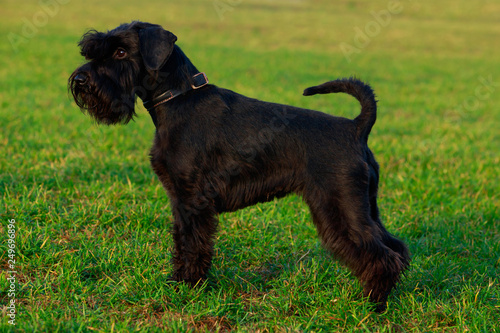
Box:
191;72;209;89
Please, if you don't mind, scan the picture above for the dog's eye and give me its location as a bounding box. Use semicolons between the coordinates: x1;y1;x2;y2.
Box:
114;48;127;59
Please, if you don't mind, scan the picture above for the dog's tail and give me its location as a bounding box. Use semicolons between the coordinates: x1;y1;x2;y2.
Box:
303;77;377;141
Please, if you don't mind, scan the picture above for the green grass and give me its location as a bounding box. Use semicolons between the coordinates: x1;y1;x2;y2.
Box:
1;0;499;331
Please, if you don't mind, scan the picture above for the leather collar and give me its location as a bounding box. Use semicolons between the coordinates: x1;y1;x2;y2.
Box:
143;72;209;127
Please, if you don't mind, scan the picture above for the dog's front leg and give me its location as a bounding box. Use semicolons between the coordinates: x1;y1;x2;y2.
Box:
170;203;218;286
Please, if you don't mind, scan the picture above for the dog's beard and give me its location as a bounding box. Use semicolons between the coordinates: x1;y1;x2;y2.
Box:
69;72;137;125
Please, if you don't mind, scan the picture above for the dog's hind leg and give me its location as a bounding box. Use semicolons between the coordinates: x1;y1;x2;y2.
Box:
366;153;410;266
304;172;406;311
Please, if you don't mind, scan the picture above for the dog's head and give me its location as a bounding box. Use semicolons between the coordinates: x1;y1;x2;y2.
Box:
68;21;177;125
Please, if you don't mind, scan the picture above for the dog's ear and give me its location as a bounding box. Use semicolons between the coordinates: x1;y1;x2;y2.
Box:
138;26;177;71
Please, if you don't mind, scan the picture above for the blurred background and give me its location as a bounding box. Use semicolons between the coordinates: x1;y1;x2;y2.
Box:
1;0;499;331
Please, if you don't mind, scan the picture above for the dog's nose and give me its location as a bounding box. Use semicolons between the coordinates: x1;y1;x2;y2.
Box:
74;73;88;85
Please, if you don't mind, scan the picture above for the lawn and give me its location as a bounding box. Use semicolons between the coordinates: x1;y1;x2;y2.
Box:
1;0;499;331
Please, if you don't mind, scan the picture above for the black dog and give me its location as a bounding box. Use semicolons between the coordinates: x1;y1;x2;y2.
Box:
69;21;409;312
